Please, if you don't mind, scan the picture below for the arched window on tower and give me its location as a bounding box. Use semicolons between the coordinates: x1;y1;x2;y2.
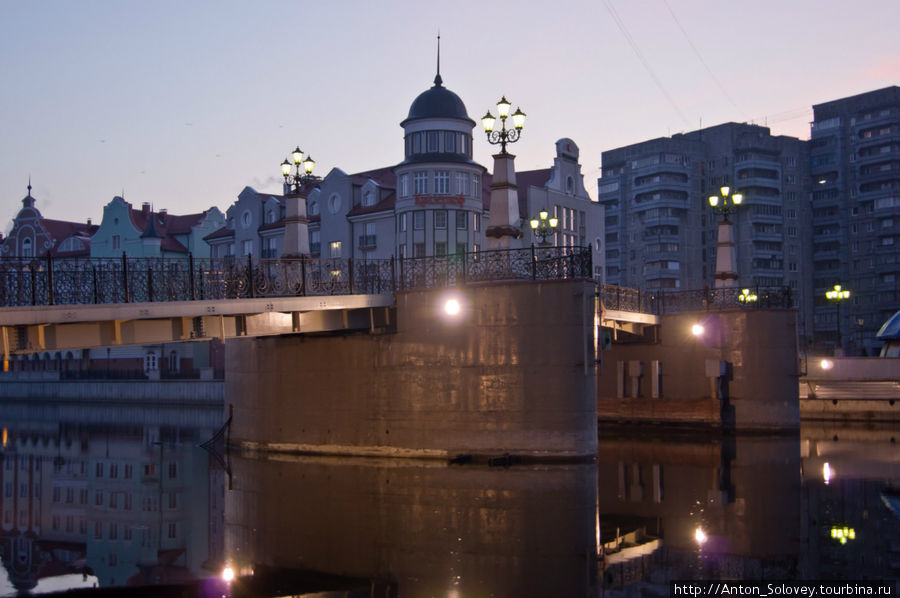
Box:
21;238;32;257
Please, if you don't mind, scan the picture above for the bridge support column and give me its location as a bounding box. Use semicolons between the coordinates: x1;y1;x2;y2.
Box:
227;280;598;460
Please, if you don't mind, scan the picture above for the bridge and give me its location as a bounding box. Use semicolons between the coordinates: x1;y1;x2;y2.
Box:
0;247;792;360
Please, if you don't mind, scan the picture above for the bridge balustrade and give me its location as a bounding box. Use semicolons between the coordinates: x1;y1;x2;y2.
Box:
0;246;593;308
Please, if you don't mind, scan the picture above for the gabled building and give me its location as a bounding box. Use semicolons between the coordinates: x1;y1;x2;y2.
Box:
0;184;97;258
90;196;224;259
208;71;604;273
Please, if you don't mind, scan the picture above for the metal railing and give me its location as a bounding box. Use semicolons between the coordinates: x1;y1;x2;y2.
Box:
598;284;794;315
0;246;593;308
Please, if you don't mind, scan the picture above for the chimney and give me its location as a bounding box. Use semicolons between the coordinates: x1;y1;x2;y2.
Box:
159;209;168;222
87;218;92;226
142;202;151;216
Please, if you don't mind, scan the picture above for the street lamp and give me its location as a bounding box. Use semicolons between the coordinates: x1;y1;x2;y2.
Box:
708;186;743;222
281;146;317;193
738;288;758;304
529;209;559;245
826;284;850;354
482;96;526;155
708;186;743;289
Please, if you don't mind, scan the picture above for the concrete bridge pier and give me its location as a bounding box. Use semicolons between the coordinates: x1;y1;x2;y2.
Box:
226;279;598;460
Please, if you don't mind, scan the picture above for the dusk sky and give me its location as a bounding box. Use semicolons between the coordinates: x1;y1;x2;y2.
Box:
2;1;898;230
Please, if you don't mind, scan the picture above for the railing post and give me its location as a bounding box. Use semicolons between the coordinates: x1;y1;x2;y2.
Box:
399;255;405;291
92;265;98;304
247;253;254;298
46;254;54;305
189;254;196;301
30;264;36;306
348;257;354;295
300;258;307;296
531;244;537;280
121;252;129;303
147;264;154;302
390;256;396;293
462;251;467;285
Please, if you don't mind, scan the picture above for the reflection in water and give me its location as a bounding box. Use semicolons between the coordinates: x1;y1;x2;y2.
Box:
0;403;224;596
0;400;896;596
597;430;803;588
225;454;599;598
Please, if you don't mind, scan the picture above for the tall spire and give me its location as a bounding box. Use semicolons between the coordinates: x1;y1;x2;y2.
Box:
434;31;443;87
27;176;32;197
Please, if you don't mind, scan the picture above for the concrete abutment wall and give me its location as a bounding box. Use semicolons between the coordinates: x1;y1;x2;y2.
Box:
227;280;598;459
597;309;800;430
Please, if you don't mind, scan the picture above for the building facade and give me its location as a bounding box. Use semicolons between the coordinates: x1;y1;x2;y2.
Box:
810;86;900;354
0;184;97;259
597;123;811;338
208;73;605;273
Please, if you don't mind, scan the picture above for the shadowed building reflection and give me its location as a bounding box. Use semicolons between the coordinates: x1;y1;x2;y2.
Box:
596;430;802;589
224;454;598;598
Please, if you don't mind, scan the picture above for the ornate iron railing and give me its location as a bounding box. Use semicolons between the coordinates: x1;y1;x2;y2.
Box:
598;284;794;314
0;249;794;315
0;246;592;308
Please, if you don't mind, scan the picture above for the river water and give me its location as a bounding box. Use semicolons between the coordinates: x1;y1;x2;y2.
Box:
0;402;896;597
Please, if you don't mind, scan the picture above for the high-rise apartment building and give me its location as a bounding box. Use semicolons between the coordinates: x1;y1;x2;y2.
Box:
597;123;812;338
810;86;900;355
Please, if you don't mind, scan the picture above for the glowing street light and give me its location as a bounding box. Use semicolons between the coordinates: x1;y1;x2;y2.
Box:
694;527;708;545
738;288;758;304
529;208;559;245
826;284;851;353
281;146;318;193
691;323;705;337
708;186;743;223
483;96;526;155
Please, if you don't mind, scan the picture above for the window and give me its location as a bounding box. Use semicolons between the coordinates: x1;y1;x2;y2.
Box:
112;235;121;250
109;463;118;479
473;213;480;232
414;172;428;195
168;462;177;479
94;521;102;539
310;230;320;255
435;242;447;256
427;131;439;152
400;174;409;198
168;492;178;509
95;491;103;506
241;239;252;256
456;211;467;229
109;493;118;509
308;200;319;216
399;213;407;232
241;210;251;229
434;210;447;229
144;352;157;373
456;173;468;196
124;464;133;479
21;238;32;257
414;243;425;257
328;193;342;214
266;210;275;224
435;171;450;194
329;241;342;258
95;462;104;478
472;175;480;196
444;132;455;152
363;190;375;207
414;211;425;230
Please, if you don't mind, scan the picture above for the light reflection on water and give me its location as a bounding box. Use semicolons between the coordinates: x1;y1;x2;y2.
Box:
0;402;897;596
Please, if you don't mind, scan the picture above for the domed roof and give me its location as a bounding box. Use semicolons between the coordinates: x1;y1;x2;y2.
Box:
403;74;474;125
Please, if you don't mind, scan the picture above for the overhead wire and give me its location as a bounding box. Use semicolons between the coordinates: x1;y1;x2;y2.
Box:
603;0;693;129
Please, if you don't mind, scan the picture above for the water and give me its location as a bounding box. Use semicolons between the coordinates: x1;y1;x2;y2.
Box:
0;402;896;597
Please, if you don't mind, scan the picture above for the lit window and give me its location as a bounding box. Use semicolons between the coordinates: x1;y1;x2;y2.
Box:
329;241;342;258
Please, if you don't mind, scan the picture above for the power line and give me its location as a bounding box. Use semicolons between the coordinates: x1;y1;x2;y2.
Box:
662;0;747;120
603;0;692;129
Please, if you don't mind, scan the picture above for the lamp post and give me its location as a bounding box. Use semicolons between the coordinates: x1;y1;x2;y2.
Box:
529;209;559;245
482;96;526;156
826;284;850;355
280;147;316;257
483;96;527;250
708;186;743;289
738;288;758;305
281;146;317;194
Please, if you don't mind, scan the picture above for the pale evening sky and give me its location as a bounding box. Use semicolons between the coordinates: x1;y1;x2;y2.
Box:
1;0;898;230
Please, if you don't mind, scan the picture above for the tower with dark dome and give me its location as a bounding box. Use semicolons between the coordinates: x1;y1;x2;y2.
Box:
394;68;487;259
